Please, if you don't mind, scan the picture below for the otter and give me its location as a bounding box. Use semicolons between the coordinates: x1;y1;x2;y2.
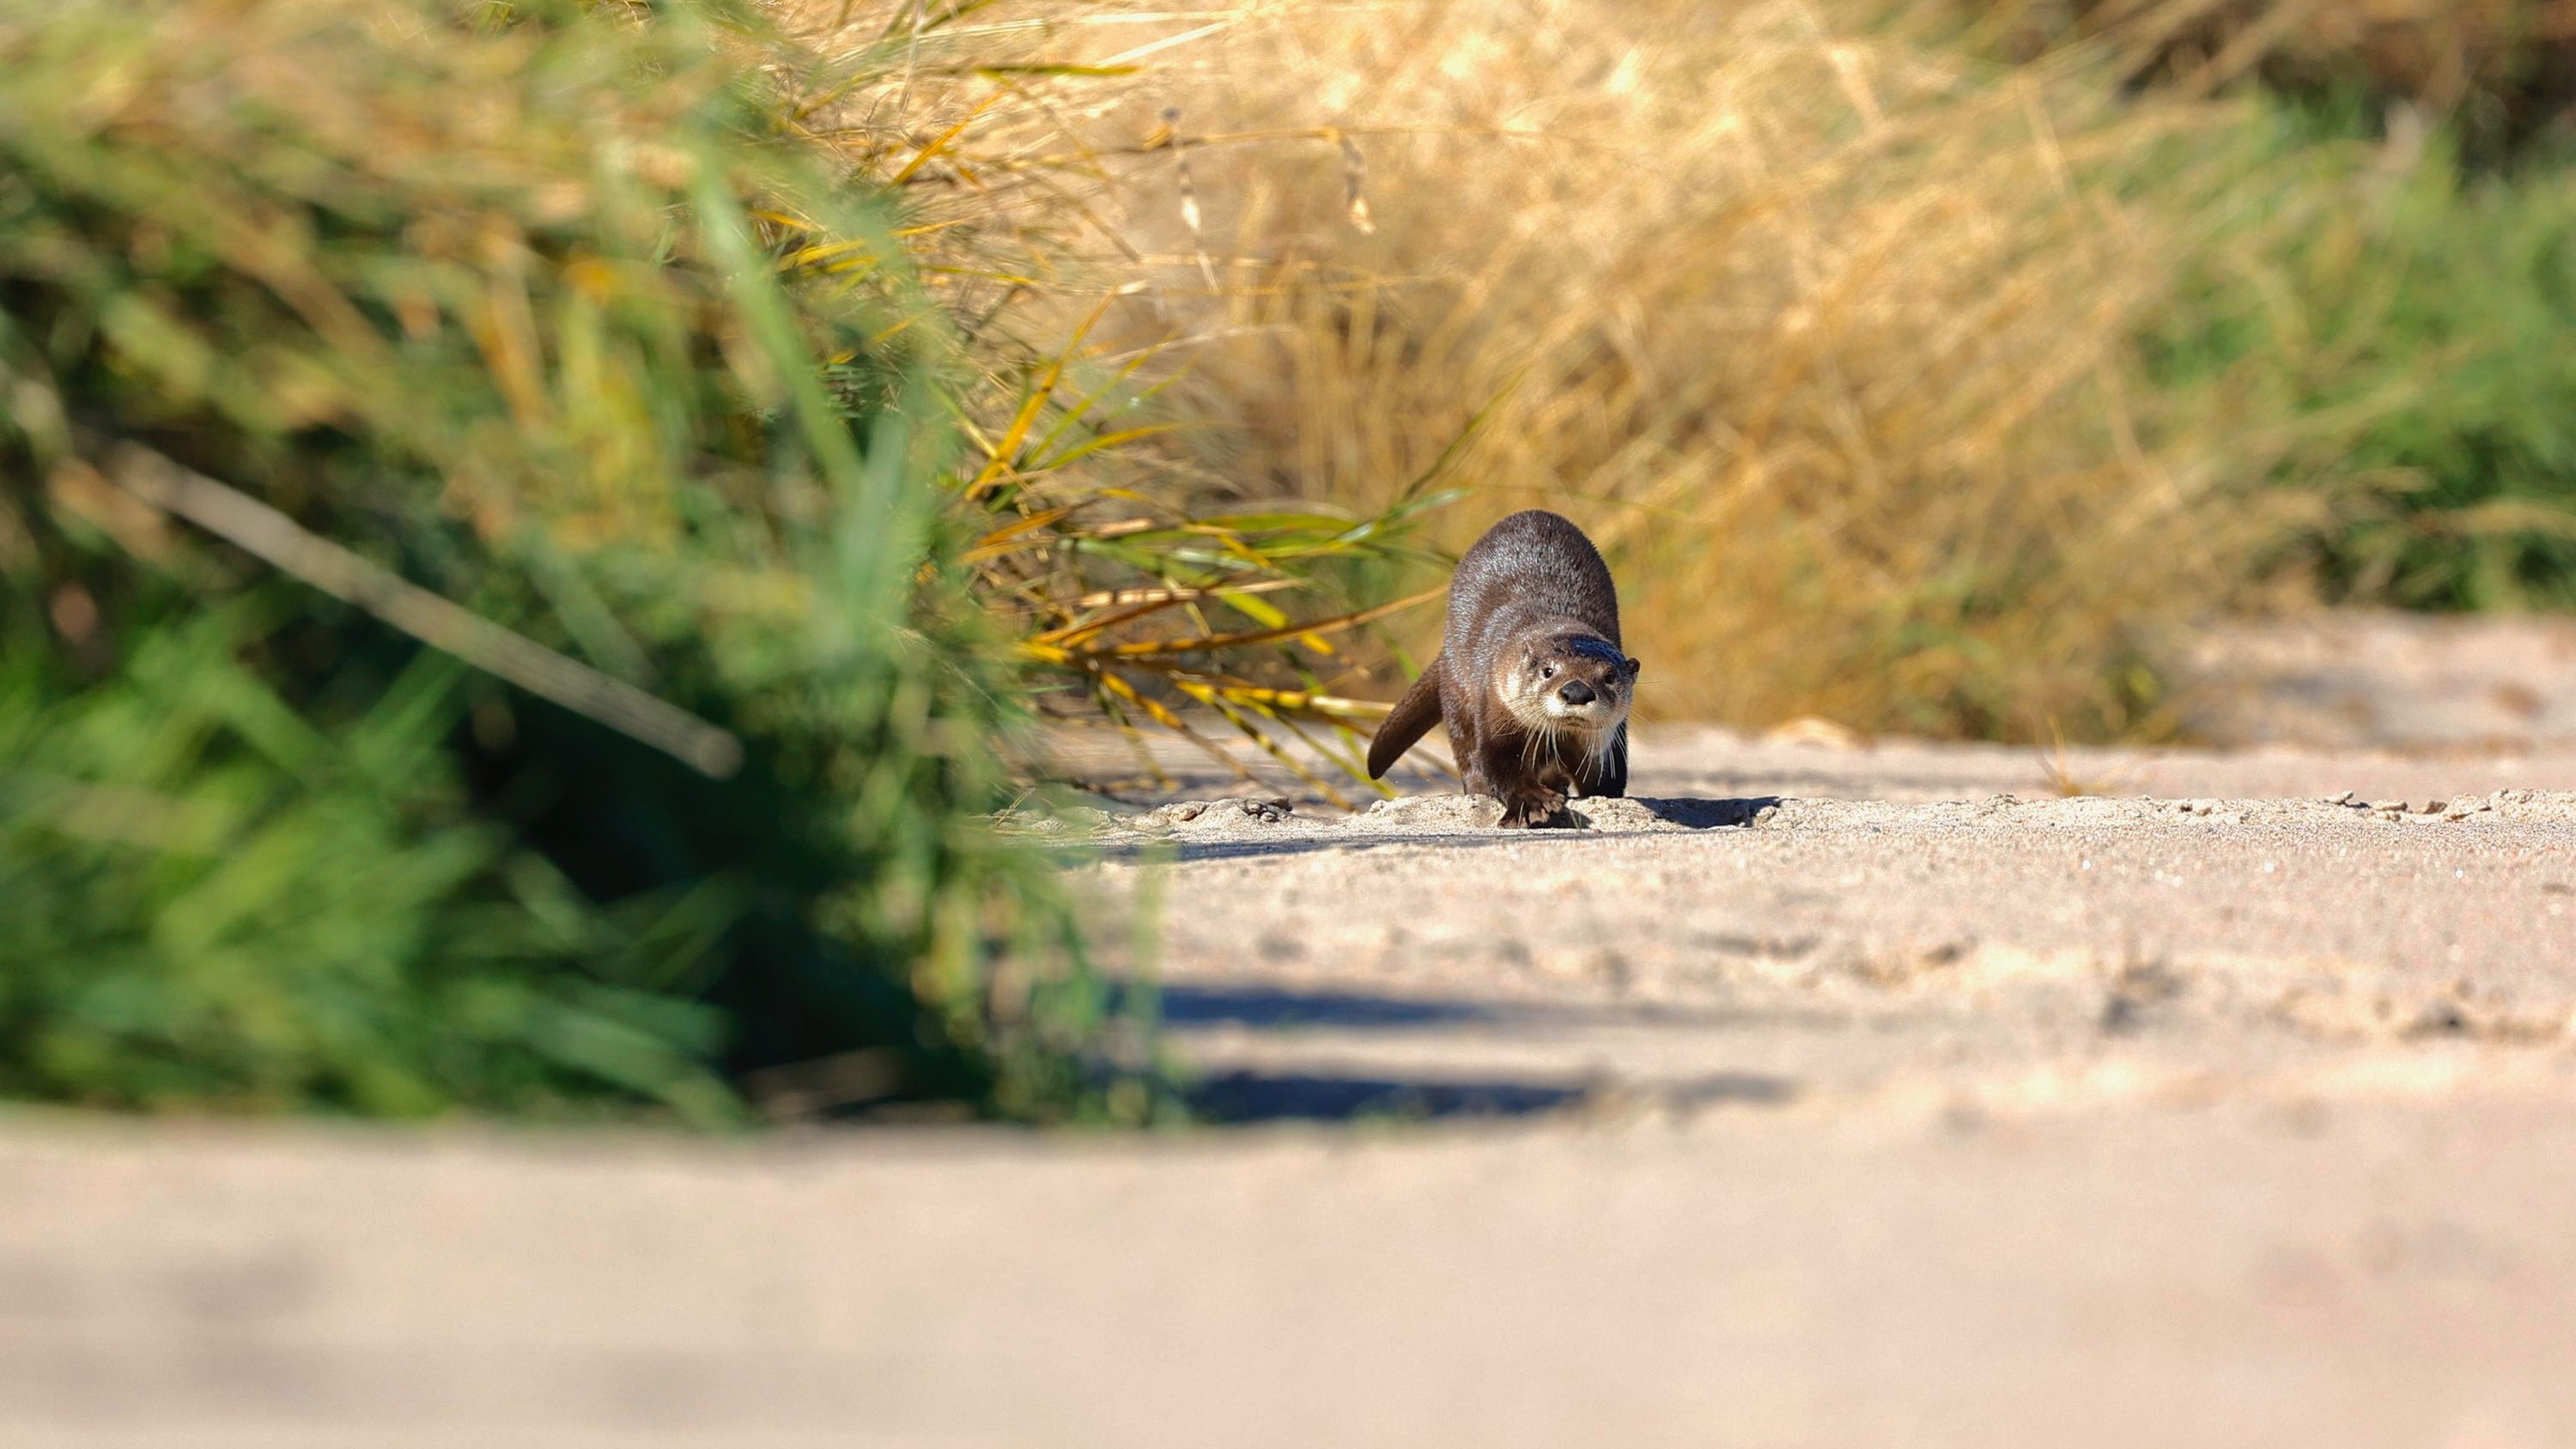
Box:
1364;510;1640;828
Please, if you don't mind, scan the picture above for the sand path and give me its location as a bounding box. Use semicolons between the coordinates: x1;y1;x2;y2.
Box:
13;716;2576;1446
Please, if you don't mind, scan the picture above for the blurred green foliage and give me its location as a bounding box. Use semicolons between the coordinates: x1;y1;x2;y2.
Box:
2147;97;2576;610
0;611;742;1119
0;0;1138;1121
1957;2;2576;614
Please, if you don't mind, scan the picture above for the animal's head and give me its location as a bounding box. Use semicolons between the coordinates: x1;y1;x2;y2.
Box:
1502;633;1640;734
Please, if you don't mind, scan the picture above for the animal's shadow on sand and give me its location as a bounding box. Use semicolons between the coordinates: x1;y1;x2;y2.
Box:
1593;796;1782;828
1094;795;1783;865
1151;982;1822;1034
1150;982;1802;1125
1189;1073;1585;1122
1188;1069;1795;1125
1159;984;1491;1030
1094;833;1521;864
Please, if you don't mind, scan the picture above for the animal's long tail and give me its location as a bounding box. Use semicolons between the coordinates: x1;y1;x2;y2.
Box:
1365;651;1447;779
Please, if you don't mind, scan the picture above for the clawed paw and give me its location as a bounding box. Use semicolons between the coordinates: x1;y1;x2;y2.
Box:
1495;791;1572;829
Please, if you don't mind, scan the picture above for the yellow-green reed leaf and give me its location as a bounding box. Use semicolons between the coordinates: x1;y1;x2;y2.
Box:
1068;579;1302;611
1026;353;1157;462
965;294;1115;497
1031;422;1185;472
1178;679;1353;812
1267;706;1396;801
961;506;1075;565
1194;511;1359;533
1216;591;1287;628
1209;531;1280;570
1034;595;1197;649
1072;586;1441;660
1219;687;1394;720
1088;666;1255;781
891;93;1005;185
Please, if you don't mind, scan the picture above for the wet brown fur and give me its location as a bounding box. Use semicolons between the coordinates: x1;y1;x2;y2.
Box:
1366;512;1639;828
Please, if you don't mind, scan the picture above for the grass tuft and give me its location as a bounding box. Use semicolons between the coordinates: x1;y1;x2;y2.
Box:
996;0;2300;740
0;0;1157;1121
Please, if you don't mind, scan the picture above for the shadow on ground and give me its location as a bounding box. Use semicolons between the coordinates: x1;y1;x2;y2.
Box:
1597;797;1783;828
1146;983;1834;1034
1158;984;1496;1030
1153;984;1801;1124
1089;795;1786;864
1189;1072;1589;1123
1187;1069;1796;1124
1093;833;1538;865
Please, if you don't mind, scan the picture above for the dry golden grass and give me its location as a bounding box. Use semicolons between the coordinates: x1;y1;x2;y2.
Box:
770;0;2320;743
1113;0;2315;738
756;1;1462;800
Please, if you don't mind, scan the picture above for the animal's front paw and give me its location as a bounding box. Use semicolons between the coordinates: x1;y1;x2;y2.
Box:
1495;789;1571;829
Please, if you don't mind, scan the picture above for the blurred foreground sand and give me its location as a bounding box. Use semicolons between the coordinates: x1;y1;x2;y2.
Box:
12;614;2576;1446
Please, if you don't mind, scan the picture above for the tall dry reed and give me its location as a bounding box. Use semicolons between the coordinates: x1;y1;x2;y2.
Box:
779;0;2316;741
1118;0;2308;737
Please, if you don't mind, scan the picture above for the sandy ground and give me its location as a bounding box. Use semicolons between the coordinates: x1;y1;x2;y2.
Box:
14;614;2576;1446
1084;766;2576;1125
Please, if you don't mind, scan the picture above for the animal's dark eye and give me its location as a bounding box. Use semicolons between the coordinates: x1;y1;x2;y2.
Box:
1540;663;1557;678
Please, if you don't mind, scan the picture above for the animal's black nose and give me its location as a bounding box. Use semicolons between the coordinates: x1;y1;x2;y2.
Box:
1558;679;1595;706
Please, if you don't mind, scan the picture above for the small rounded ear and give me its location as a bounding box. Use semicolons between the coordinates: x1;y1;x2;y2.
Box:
1623;656;1643;680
